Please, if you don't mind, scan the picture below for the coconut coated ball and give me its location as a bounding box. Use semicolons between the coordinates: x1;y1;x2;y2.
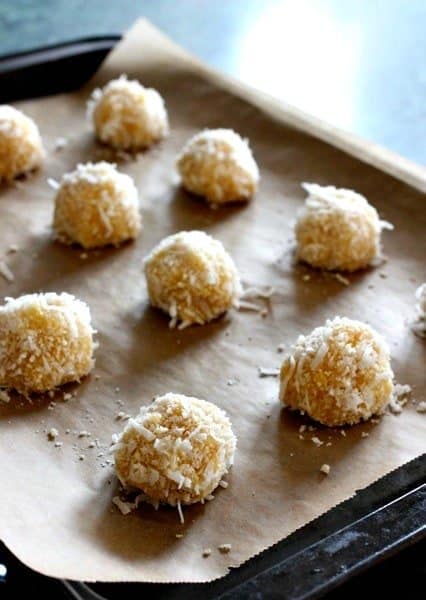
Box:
88;75;169;150
144;230;242;328
53;161;141;249
295;183;392;272
0;293;95;394
279;317;394;426
113;393;236;508
176;128;259;204
0;105;44;181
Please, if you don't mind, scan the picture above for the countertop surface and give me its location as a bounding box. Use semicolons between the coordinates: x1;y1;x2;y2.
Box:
0;0;425;166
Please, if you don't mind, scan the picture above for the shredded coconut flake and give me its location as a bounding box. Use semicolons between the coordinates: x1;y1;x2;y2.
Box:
0;389;10;403
112;496;136;515
0;261;14;282
258;366;280;378
416;401;426;414
388;383;412;414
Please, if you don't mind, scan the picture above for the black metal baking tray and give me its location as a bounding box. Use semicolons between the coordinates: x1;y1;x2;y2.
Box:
0;38;425;599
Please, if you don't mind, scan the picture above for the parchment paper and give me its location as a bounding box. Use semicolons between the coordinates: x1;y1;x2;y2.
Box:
0;19;424;583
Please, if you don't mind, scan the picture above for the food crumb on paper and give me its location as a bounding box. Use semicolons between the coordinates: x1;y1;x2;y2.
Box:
78;430;91;438
47;428;59;441
257;366;280;378
112;496;135;515
320;464;330;475
54;136;68;151
0;389;10;403
388;383;412;414
0;260;14;282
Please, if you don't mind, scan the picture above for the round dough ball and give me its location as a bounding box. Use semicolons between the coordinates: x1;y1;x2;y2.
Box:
53;161;141;249
176;128;259;204
295;183;392;272
113;392;236;508
88;75;169;150
0;105;44;181
144;230;242;328
0;292;95;394
279;317;394;426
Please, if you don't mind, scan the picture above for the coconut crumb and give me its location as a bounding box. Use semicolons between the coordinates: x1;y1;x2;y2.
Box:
78;454;85;461
311;436;323;447
47;177;60;190
112;496;135;515
241;286;275;300
47;428;59;440
54;441;63;448
340;430;347;437
202;548;212;558
116;411;130;420
78;430;91;438
175;533;184;539
54;137;68;151
7;245;19;254
258;366;280;378
277;343;286;353
299;425;306;433
388;384;412;414
411;283;426;338
302;274;311;282
320;463;330;475
218;543;232;554
415;401;426;413
237;300;264;313
0;389;10;403
0;260;14;283
227;378;239;386
219;480;229;488
177;501;184;524
333;273;350;286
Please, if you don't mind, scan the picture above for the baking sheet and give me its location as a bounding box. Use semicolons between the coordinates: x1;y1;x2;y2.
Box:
0;19;424;583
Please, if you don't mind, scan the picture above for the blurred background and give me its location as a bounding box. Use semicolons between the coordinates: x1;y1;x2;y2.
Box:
0;0;425;164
